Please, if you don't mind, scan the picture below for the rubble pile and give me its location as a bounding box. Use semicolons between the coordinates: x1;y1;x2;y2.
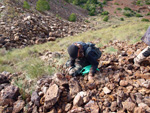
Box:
0;13;89;49
1;41;150;113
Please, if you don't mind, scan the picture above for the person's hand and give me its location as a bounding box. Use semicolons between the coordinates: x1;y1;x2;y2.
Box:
68;66;74;71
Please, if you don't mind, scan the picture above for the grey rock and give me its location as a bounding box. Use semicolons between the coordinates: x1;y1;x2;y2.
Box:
31;91;40;107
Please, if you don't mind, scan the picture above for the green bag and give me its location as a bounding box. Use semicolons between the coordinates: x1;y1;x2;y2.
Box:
80;65;100;75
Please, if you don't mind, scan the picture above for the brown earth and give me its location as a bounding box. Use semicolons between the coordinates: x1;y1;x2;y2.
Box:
102;0;150;18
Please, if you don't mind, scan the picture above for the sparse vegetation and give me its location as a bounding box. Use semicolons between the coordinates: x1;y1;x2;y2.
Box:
103;15;109;21
103;0;107;5
56;14;62;19
36;0;50;12
23;1;30;9
124;7;132;11
136;13;143;17
104;47;118;54
120;18;124;21
68;13;76;22
114;2;119;5
116;8;122;11
145;0;150;5
136;0;142;5
147;12;150;16
141;18;150;22
101;11;109;15
123;12;134;17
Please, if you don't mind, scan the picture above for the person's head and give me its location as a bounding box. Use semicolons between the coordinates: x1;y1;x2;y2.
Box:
67;44;78;59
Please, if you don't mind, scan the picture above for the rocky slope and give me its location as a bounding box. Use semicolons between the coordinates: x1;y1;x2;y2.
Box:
1;41;150;113
0;0;89;49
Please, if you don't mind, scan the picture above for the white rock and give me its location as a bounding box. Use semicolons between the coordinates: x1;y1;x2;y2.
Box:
103;87;111;94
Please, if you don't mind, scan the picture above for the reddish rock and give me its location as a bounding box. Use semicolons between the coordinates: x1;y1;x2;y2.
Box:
69;78;81;98
13;100;25;113
84;100;99;113
119;80;128;87
122;101;136;112
44;84;61;109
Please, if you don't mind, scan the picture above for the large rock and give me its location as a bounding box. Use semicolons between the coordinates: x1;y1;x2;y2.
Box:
13;100;25;113
0;74;9;84
44;84;61;109
69;78;81;98
53;73;68;86
1;85;19;100
31;91;40;107
73;91;89;107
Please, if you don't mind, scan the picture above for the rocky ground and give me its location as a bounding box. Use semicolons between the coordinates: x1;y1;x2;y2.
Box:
0;1;90;49
1;41;150;113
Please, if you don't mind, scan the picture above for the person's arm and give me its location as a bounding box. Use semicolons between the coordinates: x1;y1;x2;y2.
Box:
70;58;75;67
86;51;99;75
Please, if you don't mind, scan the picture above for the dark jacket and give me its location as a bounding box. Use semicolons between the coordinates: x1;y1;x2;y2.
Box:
69;42;100;74
142;26;150;46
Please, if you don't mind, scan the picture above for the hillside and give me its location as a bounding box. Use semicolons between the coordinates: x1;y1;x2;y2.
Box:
0;0;89;49
0;0;150;112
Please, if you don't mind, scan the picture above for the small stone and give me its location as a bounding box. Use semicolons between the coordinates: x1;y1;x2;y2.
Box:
120;80;128;87
122;101;136;112
103;87;111;94
110;101;117;112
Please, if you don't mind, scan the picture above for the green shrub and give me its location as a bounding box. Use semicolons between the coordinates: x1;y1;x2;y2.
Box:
103;0;107;4
136;0;141;5
89;9;96;16
114;2;119;5
64;0;69;2
136;13;143;17
85;19;90;23
124;7;132;11
73;0;80;5
23;1;30;9
146;0;150;5
116;8;122;10
147;12;150;16
36;0;50;12
123;12;134;17
141;18;150;22
91;0;98;4
101;11;109;15
120;18;124;21
103;15;109;22
68;13;76;22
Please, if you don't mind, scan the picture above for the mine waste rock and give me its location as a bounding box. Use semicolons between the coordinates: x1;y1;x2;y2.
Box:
0;13;89;49
1;41;150;112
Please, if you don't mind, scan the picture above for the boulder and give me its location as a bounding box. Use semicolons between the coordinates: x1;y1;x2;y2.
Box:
69;78;81;98
1;85;19;100
13;100;25;113
44;84;61;109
